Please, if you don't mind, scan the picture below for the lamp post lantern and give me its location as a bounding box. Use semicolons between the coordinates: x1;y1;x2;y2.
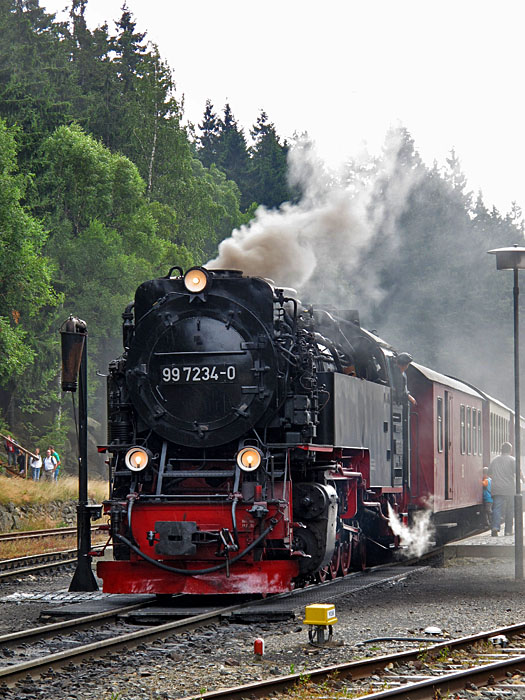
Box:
487;244;525;580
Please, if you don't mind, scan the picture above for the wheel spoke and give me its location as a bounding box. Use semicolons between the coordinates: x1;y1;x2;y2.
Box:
316;566;329;583
339;540;352;576
329;543;341;579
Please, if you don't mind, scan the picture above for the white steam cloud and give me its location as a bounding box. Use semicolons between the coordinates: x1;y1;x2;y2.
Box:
387;503;435;558
206;130;424;307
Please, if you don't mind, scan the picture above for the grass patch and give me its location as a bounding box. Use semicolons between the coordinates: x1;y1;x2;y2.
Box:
0;475;108;506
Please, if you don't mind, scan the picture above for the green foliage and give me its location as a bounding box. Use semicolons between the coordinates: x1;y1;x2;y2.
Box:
0;318;34;381
0;118;58;389
40;122;116;233
0;1;75;170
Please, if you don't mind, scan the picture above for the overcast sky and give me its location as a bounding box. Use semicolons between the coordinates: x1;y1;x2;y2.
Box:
43;0;525;216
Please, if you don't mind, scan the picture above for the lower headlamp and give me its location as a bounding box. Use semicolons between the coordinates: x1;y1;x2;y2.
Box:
236;446;263;472
124;446;150;472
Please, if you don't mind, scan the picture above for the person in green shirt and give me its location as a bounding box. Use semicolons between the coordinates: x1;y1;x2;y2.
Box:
49;445;61;481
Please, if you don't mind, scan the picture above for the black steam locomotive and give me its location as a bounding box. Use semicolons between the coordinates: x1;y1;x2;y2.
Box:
97;266;413;594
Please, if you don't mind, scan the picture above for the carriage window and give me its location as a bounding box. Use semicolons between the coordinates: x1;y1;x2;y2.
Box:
460;405;466;454
472;409;477;455
478;411;482;455
437;397;443;452
467;407;471;454
490;413;494;453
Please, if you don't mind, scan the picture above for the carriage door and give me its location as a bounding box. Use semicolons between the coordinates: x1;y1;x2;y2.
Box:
444;391;452;500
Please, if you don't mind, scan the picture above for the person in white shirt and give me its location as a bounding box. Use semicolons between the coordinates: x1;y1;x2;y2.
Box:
42;448;57;481
30;447;42;481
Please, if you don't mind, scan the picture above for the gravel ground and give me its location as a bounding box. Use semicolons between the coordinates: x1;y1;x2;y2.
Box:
2;555;525;699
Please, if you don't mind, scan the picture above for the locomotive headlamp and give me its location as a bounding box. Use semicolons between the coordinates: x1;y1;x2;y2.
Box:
184;267;209;293
124;447;150;472
236;446;263;472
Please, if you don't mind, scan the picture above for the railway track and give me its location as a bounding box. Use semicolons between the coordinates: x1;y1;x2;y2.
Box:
0;549;78;579
0;526;77;542
0;526;105;543
180;622;525;699
0;526;107;579
0;597;259;686
0;562;430;688
0;534;491;695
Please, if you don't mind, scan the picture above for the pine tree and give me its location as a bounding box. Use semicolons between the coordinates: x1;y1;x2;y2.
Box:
443;148;472;209
67;0;114;144
248;110;289;208
215;104;251;209
197;99;221;168
0;0;76;168
113;2;146;92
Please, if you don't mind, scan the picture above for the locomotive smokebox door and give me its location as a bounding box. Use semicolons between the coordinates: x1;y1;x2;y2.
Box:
125;274;279;448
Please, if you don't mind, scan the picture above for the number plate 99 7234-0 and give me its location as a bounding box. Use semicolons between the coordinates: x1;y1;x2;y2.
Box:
161;365;237;384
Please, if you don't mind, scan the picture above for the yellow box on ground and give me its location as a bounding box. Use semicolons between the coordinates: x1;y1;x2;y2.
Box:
303;603;338;626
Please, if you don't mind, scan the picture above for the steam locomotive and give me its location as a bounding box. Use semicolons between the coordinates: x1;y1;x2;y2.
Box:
97;266;495;595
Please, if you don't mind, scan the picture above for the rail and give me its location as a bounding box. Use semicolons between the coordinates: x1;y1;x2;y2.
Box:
181;620;525;699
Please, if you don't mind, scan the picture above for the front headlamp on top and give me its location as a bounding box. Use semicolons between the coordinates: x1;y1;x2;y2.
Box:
184;267;209;293
124;446;151;472
236;446;263;472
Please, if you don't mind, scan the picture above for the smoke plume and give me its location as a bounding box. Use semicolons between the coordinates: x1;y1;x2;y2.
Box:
387;503;435;558
206;130;424;309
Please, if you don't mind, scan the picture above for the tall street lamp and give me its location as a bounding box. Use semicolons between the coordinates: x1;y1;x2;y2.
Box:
487;244;525;580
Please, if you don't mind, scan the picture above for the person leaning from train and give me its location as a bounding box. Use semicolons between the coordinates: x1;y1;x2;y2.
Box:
394;352;417;406
489;442;521;537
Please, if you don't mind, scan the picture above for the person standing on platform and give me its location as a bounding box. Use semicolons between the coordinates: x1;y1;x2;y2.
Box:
42;448;57;482
30;448;42;481
49;445;61;481
482;467;493;528
4;436;16;467
489;442;519;537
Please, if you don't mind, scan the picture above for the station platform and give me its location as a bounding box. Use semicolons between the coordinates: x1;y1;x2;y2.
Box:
444;528;523;559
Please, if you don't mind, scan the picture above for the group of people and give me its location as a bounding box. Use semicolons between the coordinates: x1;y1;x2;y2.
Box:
483;441;522;536
3;436;61;482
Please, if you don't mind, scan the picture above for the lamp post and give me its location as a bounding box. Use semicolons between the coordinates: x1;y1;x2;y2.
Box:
60;316;99;591
487;244;525;580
